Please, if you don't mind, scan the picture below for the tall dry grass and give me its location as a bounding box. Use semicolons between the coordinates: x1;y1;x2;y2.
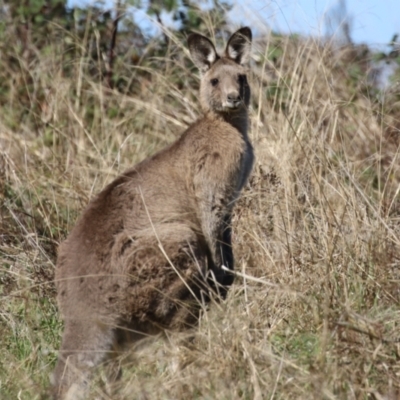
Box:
1;17;400;400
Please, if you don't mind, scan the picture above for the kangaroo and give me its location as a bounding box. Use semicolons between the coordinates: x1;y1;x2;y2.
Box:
52;27;253;399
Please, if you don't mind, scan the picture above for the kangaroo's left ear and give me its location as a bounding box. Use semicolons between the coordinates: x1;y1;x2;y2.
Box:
188;33;219;72
225;27;252;65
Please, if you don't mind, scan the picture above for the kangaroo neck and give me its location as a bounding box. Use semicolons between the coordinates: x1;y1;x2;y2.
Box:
207;109;249;138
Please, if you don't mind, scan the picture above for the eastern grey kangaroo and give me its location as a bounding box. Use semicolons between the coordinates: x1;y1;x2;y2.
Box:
52;27;253;399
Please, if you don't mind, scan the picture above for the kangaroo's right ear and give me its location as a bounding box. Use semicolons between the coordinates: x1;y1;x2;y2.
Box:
188;34;219;72
225;27;252;65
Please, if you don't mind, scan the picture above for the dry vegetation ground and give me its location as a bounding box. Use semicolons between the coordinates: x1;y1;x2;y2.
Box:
1;22;400;400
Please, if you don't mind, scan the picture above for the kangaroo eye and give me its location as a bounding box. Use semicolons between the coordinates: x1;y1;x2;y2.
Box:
210;78;219;86
238;74;246;83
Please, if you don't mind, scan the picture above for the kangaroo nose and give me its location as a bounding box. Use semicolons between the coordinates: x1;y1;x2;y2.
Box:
227;93;241;108
227;93;240;102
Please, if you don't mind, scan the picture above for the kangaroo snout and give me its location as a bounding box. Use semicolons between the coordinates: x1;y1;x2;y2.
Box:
226;92;241;108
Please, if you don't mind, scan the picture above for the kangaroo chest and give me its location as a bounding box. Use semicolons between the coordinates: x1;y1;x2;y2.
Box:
237;138;254;192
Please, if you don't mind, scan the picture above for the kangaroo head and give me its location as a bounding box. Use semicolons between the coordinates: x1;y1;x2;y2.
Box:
188;27;252;114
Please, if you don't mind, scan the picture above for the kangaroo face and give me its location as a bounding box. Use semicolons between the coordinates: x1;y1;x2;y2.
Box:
200;59;250;113
188;27;252;114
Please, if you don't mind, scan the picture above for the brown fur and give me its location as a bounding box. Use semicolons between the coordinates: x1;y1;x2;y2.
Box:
52;27;253;399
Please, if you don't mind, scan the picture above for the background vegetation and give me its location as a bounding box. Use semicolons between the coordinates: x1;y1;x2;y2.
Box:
0;1;399;399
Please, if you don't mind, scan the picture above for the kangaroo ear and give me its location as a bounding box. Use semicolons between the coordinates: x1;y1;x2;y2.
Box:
188;33;219;72
225;27;252;65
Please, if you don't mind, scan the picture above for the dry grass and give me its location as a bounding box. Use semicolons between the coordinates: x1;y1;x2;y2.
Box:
1;18;400;400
